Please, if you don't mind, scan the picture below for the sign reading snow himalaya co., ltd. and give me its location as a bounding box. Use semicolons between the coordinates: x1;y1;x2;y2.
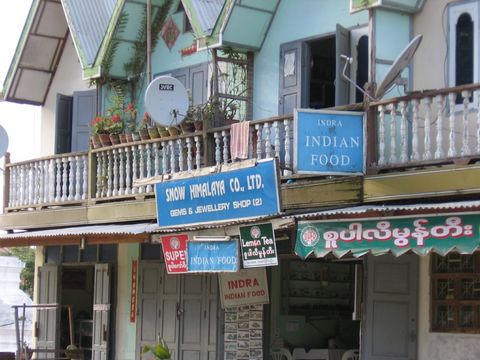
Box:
155;159;281;227
294;109;365;175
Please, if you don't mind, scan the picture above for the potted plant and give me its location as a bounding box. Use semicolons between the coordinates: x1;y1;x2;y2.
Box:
107;113;124;145
91;116;111;147
142;338;171;360
124;103;138;142
180;107;196;133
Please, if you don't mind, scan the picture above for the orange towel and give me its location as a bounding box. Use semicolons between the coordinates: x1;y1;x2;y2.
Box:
230;121;250;160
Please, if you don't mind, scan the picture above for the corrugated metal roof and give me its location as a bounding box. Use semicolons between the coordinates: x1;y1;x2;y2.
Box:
191;0;225;35
62;0;116;67
289;200;480;220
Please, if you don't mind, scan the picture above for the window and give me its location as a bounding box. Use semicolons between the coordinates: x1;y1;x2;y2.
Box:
448;2;479;91
431;253;480;333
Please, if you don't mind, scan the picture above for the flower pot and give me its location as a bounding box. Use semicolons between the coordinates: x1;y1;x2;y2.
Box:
119;133;129;144
132;131;141;142
167;126;180;137
109;133;121;145
193;120;203;132
98;133;112;147
91;134;102;149
158;127;170;138
139;128;150;141
181;121;195;133
148;127;160;139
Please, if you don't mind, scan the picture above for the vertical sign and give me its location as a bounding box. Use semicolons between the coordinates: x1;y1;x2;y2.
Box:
130;259;138;322
187;240;239;272
239;223;278;268
161;234;188;274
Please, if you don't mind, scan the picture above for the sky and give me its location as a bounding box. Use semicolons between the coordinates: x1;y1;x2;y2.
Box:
0;0;40;164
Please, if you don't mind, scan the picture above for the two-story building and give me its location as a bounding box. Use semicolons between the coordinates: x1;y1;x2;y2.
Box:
2;0;480;359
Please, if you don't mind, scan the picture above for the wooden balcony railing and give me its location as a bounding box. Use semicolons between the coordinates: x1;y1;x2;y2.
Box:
5;81;480;213
368;83;480;171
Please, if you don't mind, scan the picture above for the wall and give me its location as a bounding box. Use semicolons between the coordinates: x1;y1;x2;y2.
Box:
252;0;367;119
40;34;91;156
115;243;140;360
417;255;480;360
412;0;450;90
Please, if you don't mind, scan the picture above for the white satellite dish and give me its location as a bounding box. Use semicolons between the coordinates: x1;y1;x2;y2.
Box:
0;124;9;158
375;34;423;99
144;76;189;127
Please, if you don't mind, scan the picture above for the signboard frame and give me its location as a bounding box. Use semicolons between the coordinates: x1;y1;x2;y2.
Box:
187;240;239;272
293;108;366;175
239;223;278;268
155;158;282;228
219;268;270;308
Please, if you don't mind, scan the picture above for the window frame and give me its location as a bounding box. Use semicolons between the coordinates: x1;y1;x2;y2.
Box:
430;252;480;333
448;1;479;88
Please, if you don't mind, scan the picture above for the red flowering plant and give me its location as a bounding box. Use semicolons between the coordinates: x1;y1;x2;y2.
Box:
105;113;124;135
91;116;110;134
124;103;137;132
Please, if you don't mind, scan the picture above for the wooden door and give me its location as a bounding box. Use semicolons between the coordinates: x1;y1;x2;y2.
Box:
71;90;96;152
36;265;60;359
92;264;111;360
335;24;351;106
362;254;418;360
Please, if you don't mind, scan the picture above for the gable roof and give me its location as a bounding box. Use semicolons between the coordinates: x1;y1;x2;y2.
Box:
2;0;69;105
182;0;280;51
62;0;117;68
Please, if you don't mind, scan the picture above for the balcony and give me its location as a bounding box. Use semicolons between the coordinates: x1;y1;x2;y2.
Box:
3;83;480;227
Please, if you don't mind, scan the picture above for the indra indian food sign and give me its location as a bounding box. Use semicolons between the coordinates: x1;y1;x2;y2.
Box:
295;214;480;258
294;109;365;175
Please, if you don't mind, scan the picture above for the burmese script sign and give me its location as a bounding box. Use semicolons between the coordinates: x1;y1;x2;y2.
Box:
239;223;278;268
161;234;188;274
155;159;281;227
294;109;364;174
219;268;269;308
187;240;239;272
295;214;480;258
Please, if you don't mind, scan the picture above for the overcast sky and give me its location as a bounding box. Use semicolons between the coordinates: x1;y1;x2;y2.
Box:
0;0;40;164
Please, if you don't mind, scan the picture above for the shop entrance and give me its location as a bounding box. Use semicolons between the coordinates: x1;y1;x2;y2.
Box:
137;262;219;360
37;263;111;360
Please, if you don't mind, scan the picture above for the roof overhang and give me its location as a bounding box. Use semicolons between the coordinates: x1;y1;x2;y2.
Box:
2;0;69;105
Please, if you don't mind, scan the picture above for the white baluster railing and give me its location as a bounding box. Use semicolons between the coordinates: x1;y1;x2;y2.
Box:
370;83;480;169
5;152;88;210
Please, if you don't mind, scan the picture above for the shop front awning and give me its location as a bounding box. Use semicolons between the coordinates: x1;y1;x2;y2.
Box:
293;200;480;259
0;215;294;248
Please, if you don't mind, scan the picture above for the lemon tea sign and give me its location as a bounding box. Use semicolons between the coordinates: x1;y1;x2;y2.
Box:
239;223;278;268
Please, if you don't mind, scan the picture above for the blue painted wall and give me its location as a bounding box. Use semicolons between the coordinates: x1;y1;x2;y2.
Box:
252;0;367;119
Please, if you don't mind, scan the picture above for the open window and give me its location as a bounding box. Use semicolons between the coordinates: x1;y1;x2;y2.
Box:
279;25;369;114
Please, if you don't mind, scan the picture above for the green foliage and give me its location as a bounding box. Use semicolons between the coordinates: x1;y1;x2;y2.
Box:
101;11;128;80
142;338;171;359
5;247;35;298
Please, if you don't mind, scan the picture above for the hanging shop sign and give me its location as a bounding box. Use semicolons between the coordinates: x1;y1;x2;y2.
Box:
130;259;137;323
155;159;281;227
239;223;278;268
187;240;239;272
294;109;365;175
295;214;480;259
161;234;188;274
219;268;269;308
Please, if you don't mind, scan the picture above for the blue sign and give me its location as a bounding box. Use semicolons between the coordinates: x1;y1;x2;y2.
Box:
155;159;281;227
294;109;365;174
187;240;239;272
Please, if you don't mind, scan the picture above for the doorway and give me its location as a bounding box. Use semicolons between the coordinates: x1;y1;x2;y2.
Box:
137;262;220;360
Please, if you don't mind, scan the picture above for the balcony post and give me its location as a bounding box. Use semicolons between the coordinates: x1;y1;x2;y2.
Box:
87;150;97;202
365;104;377;173
3;152;10;211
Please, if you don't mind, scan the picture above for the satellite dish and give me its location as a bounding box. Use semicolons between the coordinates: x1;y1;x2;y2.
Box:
0;124;9;158
144;76;189;127
375;34;423;99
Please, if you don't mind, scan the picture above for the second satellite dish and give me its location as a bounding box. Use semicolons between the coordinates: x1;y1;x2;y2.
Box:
144;76;189;127
375;34;423;99
0;124;9;158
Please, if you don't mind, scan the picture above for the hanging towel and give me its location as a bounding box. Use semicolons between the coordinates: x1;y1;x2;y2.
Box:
230;121;250;161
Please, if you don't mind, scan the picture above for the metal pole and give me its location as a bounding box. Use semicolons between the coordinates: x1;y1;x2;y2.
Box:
13;306;21;360
21;304;26;358
147;0;152;83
